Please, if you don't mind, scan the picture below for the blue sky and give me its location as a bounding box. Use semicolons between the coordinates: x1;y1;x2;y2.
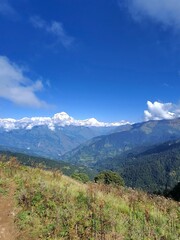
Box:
1;0;180;122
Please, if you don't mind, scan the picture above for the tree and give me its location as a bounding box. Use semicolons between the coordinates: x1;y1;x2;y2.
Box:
71;172;90;183
94;171;125;186
167;182;180;201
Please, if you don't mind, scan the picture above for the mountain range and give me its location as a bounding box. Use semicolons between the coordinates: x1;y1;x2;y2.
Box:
62;118;180;166
0;112;130;158
0;112;129;131
60;118;180;192
0;113;180;193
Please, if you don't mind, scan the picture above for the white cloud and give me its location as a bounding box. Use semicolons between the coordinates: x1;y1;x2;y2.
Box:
0;0;17;17
120;0;180;29
144;100;180;121
30;16;74;48
0;56;48;108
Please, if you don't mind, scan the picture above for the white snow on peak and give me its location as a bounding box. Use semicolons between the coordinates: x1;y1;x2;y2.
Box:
52;112;74;126
0;112;130;131
53;112;71;120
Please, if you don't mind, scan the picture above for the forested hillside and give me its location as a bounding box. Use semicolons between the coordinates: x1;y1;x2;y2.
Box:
62;119;180;166
95;141;180;192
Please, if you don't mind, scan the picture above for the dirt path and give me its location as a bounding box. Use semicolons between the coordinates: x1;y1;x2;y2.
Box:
0;183;18;240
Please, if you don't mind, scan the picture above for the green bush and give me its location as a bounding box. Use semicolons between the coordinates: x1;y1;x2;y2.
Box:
94;170;125;186
71;172;90;183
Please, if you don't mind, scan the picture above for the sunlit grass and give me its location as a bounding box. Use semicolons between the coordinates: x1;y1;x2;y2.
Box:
0;159;179;240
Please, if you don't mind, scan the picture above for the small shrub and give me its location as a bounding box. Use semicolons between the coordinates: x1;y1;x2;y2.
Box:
71;172;90;183
94;171;125;186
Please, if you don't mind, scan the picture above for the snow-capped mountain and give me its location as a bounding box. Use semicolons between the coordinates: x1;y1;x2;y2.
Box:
0;112;130;131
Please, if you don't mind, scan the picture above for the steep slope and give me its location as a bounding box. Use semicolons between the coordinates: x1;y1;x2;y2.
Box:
0;150;96;179
95;140;180;192
0;161;179;240
62;118;180;165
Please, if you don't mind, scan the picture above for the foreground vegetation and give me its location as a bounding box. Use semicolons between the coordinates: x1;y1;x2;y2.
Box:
0;158;179;240
0;150;96;179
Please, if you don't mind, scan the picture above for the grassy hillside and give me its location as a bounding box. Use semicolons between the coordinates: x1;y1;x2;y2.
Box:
0;151;96;180
0;159;179;240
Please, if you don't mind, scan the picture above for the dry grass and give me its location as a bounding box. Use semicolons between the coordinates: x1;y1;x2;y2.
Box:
0;160;179;240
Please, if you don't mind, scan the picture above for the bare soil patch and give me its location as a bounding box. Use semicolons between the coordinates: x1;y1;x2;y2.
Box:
0;183;18;240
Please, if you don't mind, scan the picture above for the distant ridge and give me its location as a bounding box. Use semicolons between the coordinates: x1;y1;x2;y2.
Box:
62;118;180;165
